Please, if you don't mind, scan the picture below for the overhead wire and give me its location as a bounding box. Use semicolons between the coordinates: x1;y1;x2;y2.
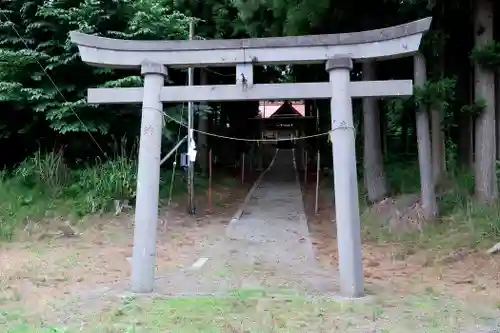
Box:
2;10;335;152
0;11;106;155
158;107;333;142
202;67;236;77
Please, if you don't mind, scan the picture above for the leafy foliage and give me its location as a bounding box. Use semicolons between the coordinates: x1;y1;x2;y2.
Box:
470;41;500;70
231;0;330;36
414;77;456;111
0;0;192;141
460;99;486;116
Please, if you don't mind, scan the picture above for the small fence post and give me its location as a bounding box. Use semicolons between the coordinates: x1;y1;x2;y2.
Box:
241;152;245;184
208;148;212;212
315;150;320;214
304;150;308;185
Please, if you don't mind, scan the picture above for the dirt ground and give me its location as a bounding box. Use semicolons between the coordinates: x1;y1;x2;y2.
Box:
0;182;251;327
301;175;500;309
2;174;500;332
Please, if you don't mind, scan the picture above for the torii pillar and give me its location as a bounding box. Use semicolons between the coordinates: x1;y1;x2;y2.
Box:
326;55;364;297
130;61;167;293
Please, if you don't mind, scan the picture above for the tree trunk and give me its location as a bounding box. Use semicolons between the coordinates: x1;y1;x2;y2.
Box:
440;129;446;175
431;34;447;184
197;69;209;175
497;1;500;159
431;108;445;184
453;0;474;169
379;104;388;156
362;61;388;203
457;64;474;168
414;53;439;219
496;69;500;158
474;0;497;202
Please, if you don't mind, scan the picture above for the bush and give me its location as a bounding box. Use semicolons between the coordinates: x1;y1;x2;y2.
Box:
68;156;137;215
0;149;139;239
0;174;50;240
13;150;70;191
0;146;193;240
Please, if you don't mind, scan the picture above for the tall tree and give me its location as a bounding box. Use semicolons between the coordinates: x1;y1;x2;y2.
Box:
473;0;497;202
362;61;388;203
415;53;439;219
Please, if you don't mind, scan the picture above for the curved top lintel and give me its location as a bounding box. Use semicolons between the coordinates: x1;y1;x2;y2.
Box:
70;17;431;52
70;17;431;68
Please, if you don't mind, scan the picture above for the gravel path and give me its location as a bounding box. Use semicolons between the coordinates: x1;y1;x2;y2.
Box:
155;149;339;296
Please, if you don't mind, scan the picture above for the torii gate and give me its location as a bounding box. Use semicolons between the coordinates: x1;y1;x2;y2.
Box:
70;17;431;298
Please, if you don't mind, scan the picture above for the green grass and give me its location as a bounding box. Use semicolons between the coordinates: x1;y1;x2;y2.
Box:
0;147;228;241
2;288;493;333
100;290;495;333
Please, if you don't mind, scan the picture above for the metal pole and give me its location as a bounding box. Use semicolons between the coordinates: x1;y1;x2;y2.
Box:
187;22;195;215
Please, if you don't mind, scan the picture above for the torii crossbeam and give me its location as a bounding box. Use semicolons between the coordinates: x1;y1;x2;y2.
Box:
70;17;431;298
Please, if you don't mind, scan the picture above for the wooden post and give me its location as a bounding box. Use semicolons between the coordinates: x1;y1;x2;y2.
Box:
249;143;255;174
241;152;245;184
208;148;212;212
304;150;308;185
315;150;320;214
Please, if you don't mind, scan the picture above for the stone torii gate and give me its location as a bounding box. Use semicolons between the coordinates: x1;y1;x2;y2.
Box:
70;17;431;298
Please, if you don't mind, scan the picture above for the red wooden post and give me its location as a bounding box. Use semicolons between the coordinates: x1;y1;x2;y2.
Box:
315;150;320;214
